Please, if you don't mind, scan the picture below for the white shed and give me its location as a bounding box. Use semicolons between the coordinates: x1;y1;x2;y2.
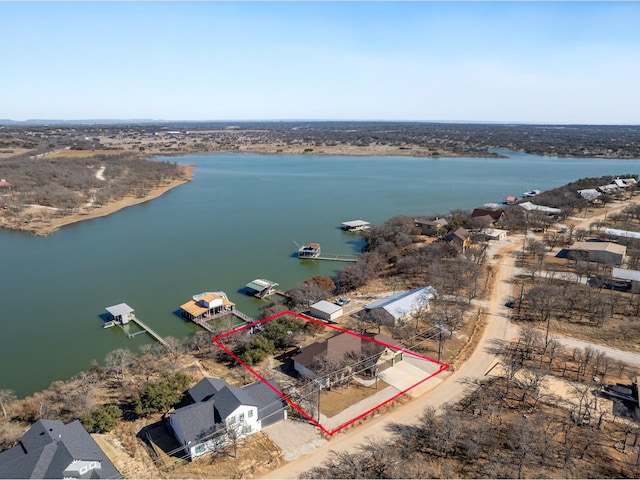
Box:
309;300;343;321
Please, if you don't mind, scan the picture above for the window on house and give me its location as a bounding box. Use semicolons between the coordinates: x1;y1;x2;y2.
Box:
195;444;206;455
248;410;253;418
239;413;245;422
242;425;251;434
229;415;236;424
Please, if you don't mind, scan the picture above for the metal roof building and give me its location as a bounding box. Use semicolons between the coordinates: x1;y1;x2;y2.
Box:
604;228;640;240
309;300;343;321
365;286;437;325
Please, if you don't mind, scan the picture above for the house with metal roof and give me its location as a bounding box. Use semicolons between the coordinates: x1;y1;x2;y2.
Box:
364;286;437;326
568;241;627;265
309;300;343;322
0;419;122;479
519;202;562;215
577;188;601;202
169;377;287;460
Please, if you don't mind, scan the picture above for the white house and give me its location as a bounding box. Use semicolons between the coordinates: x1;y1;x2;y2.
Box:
309;300;343;321
169;377;287;460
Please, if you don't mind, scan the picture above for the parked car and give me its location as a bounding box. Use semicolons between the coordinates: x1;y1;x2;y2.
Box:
336;296;351;306
504;299;515;308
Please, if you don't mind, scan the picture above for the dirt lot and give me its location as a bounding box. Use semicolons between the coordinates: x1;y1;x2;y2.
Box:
319;380;390;418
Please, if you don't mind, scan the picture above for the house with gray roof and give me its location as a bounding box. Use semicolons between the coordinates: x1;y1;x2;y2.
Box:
0;419;122;479
169;377;287;460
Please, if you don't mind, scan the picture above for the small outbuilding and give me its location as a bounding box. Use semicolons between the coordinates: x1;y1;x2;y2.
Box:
309;300;343;321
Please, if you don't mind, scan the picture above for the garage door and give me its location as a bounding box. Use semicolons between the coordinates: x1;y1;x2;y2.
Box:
261;409;286;428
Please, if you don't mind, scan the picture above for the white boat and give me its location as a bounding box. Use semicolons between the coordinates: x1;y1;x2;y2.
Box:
523;189;541;198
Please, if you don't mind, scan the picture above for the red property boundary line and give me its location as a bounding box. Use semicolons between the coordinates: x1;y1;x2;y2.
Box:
212;310;450;436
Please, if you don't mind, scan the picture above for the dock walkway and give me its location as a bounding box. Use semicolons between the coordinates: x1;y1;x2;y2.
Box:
129;315;168;347
315;253;358;262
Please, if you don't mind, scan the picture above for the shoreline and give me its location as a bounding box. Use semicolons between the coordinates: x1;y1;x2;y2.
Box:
14;164;194;236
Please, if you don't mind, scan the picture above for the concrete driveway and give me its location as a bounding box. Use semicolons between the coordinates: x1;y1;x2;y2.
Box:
379;359;446;398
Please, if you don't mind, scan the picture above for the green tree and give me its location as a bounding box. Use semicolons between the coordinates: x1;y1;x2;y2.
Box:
134;372;190;417
81;405;123;433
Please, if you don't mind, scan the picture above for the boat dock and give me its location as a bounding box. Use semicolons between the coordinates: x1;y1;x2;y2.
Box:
104;303;168;347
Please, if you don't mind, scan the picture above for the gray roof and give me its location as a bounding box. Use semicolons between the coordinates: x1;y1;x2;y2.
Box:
245;279;278;292
169;400;220;445
105;303;134;318
604;228;640;240
172;378;287;441
365;287;437;320
213;386;257;420
0;419;122;479
519;202;562;214
613;267;640;282
189;377;229;402
310;300;343;315
577;188;601;201
242;379;288;421
341;220;370;228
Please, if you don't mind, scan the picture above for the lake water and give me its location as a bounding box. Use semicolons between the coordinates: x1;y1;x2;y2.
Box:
2;150;639;398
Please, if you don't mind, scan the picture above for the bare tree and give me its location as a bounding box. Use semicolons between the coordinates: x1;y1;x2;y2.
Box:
0;389;16;418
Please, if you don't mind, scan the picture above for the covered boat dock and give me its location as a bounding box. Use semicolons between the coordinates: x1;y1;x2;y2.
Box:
245;279;280;298
341;219;371;232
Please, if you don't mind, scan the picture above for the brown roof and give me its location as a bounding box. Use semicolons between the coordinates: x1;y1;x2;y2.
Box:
445;227;470;243
180;300;208;317
471;208;503;221
293;332;362;368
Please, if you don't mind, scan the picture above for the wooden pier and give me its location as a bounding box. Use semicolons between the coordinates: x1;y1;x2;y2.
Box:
314;253;358;262
191;309;256;333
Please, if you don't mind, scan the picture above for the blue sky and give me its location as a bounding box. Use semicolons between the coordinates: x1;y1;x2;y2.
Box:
1;2;639;124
